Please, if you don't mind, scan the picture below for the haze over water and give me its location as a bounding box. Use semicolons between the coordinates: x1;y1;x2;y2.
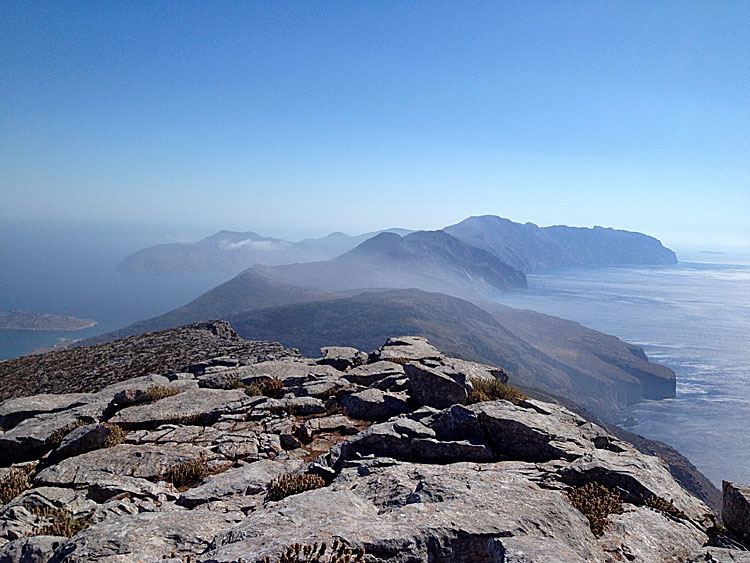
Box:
495;258;750;487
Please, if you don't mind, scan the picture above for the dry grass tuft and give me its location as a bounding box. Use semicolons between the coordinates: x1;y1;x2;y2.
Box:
567;481;623;536
229;376;285;399
142;386;181;402
101;423;126;447
29;506;93;537
260;538;365;563
467;378;526;405
644;494;687;519
161;458;209;489
386;357;412;365
0;465;35;505
266;473;325;502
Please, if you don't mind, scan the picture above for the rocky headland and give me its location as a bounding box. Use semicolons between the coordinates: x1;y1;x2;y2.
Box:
0;313;96;332
1;322;748;562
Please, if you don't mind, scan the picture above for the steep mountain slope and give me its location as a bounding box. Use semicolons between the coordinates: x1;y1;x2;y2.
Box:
445;215;678;272
117;228;412;274
228;289;674;422
254;230;526;296
78;270;339;344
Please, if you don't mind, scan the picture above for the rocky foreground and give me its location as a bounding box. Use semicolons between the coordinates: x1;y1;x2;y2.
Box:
1;326;749;562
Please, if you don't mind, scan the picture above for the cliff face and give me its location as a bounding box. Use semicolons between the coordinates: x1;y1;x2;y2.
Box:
445;215;678;272
0;327;743;562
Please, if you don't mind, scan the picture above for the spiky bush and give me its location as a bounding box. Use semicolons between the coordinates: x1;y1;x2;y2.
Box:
645;494;686;519
142;386;181;402
267;473;325;502
567;481;623;536
259;377;284;398
30;506;92;537
101;423;126;448
46;420;88;448
0;465;34;505
161;459;209;489
467;378;525;405
260;538;365;563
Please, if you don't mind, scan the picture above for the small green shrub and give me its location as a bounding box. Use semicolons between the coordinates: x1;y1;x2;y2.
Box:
46;420;88;448
260;538;365;563
228;377;284;398
142;386;181;402
161;458;209;489
567;481;623;536
101;423;126;448
467;378;525;405
29;506;92;537
266;473;325;502
0;465;34;505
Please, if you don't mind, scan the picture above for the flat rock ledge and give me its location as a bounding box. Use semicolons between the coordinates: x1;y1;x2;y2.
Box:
0;333;747;563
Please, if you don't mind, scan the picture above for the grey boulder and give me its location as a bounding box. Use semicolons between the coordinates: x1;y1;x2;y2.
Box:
108;388;253;430
0;535;67;563
723;481;750;543
338;389;410;421
317;346;367;371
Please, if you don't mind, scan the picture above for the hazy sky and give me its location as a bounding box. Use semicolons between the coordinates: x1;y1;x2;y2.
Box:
2;2;748;248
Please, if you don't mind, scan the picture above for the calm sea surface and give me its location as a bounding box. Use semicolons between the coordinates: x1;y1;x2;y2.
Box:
495;260;750;487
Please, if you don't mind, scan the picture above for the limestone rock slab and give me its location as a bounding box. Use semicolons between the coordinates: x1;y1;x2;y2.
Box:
34;443;218;488
0;394;87;431
108;388;252;430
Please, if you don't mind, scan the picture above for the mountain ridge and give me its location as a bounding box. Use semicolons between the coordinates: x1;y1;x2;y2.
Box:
117;215;677;275
445;215;678;272
117;227;414;274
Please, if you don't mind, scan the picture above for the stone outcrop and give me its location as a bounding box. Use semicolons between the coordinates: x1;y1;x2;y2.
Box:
724;482;750;545
0;332;746;562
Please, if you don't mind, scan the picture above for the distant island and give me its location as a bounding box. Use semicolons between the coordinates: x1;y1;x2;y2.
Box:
118;215;677;275
0;310;97;331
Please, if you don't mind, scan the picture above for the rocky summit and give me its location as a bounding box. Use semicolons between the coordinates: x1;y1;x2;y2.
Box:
1;327;749;562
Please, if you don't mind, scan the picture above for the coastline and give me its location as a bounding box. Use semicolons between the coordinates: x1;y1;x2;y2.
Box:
0;320;98;331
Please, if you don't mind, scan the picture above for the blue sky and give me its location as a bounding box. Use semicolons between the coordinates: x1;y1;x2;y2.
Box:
1;1;748;248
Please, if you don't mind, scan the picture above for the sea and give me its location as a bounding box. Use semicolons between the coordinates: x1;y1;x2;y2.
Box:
494;254;750;487
0;220;232;361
